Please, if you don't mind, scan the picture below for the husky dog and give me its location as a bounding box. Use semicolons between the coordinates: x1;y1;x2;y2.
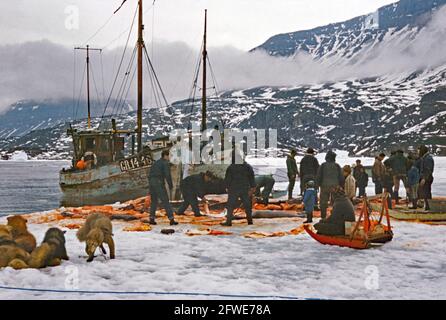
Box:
7;216;37;253
0;245;30;269
0;225;13;244
77;213;115;262
25;228;69;269
0;225;31;269
1;227;68;270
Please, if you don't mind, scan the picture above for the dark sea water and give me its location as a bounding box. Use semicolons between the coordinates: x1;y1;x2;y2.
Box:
0;161;69;215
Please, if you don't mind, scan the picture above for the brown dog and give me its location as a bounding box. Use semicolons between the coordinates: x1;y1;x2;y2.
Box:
7;216;37;253
27;228;69;268
0;245;31;269
0;225;13;243
77;213;115;262
10;228;69;269
0;224;31;269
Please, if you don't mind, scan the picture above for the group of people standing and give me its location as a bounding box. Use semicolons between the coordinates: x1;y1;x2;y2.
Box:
147;150;257;227
147;145;435;231
371;146;435;210
296;149;356;235
287;145;435;236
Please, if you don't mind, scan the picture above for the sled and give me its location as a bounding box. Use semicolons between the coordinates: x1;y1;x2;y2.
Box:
304;194;393;250
303;224;371;249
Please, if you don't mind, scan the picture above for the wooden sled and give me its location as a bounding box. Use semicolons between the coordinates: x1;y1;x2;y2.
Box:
304;194;393;250
303;224;370;249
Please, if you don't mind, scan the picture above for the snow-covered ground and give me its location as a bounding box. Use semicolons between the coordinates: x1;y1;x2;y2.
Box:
0;218;445;300
0;153;445;300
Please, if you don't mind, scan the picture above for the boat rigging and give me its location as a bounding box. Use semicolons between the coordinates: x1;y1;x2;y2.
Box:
74;45;102;129
60;0;178;207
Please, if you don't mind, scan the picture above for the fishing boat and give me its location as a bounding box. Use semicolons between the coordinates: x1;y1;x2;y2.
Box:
60;0;180;207
60;2;228;206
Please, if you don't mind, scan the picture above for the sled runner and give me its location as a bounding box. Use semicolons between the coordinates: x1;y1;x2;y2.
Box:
304;194;393;249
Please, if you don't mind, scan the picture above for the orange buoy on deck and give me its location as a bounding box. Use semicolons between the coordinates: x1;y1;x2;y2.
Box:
76;159;87;170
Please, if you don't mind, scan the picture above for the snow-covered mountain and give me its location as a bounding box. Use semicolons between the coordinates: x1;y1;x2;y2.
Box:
0;99;133;140
1;0;446;159
2;65;446;159
253;0;446;59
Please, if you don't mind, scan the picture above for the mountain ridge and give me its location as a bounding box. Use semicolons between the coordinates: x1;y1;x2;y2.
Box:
252;0;446;59
2;65;446;159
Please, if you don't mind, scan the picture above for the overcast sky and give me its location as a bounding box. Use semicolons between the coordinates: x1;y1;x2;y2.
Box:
2;0;411;112
0;0;397;50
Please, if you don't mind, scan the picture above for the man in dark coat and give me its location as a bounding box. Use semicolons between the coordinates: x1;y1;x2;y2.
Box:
177;171;213;217
221;156;256;227
316;150;344;219
417;145;435;211
407;163;420;209
299;148;320;194
314;186;355;236
286;149;299;200
254;175;275;205
356;166;369;198
353;159;363;182
383;159;394;209
390;149;409;204
372;153;386;195
148;150;178;225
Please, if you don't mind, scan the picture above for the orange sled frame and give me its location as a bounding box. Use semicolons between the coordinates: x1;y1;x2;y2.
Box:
304;194;394;249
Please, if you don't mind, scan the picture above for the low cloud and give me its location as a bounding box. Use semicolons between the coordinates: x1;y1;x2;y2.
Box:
1;5;446;114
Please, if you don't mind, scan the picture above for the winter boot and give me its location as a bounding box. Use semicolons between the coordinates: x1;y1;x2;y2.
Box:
220;220;232;227
409;199;418;210
306;211;313;224
170;219;179;226
149;219;157;225
425;200;431;212
320;208;327;220
394;191;400;204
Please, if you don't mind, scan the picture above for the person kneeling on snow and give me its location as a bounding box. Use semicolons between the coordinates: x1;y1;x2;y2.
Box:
302;180;317;223
314;186;355;236
177;171;214;217
254;174;276;205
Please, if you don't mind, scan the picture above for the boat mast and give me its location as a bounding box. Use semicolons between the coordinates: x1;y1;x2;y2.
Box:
75;45;102;129
137;0;144;152
201;9;207;132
